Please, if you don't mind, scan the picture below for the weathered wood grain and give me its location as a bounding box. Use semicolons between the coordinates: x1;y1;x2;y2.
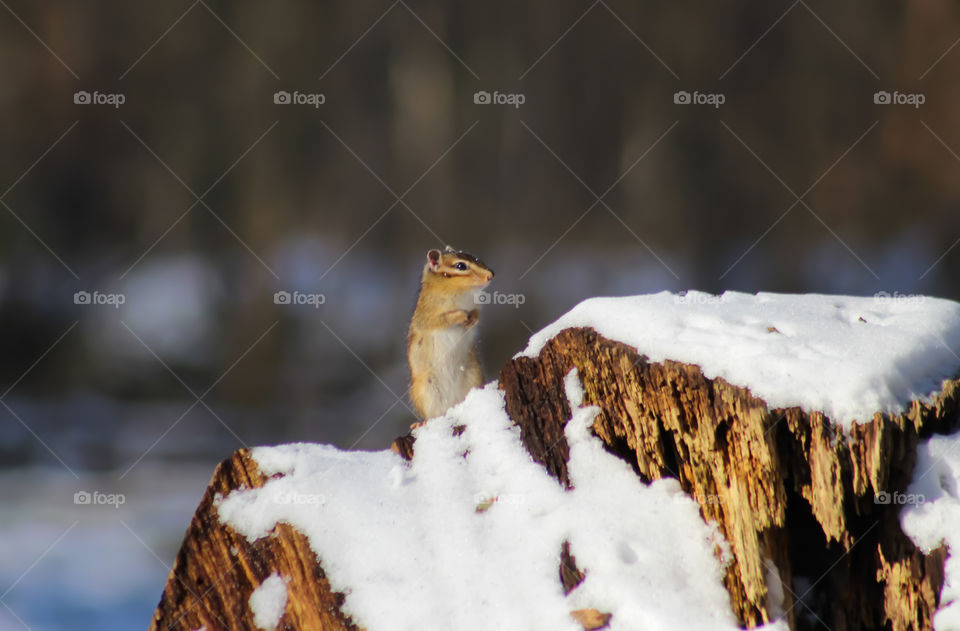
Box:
148;449;359;631
499;327;960;630
150;326;959;631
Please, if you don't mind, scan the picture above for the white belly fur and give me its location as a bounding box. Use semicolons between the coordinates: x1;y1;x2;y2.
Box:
419;324;479;417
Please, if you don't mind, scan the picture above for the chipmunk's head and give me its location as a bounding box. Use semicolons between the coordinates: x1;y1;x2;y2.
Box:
423;246;494;289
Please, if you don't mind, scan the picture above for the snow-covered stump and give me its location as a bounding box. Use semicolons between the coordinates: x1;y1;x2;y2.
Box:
500;326;959;630
148;450;359;631
149;292;960;631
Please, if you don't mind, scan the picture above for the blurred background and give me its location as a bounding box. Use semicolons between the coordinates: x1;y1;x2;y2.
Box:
1;1;959;629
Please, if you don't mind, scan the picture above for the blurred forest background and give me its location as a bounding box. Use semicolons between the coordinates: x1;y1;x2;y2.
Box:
1;1;960;629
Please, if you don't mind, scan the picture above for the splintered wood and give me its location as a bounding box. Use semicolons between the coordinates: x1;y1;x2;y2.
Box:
500;327;959;631
151;326;958;630
148;450;359;631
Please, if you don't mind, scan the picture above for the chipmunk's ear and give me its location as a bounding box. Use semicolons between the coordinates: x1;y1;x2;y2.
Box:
427;249;442;271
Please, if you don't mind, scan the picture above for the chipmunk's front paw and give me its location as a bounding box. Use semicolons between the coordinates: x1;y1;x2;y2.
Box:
464;308;479;329
441;309;471;327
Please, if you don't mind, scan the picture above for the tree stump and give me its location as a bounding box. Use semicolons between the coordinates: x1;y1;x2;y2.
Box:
500;328;957;631
150;327;959;631
148;450;359;631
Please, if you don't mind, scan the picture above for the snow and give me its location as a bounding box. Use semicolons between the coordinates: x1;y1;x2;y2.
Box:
249;573;288;630
520;291;960;428
901;431;960;630
218;374;789;631
214;291;960;629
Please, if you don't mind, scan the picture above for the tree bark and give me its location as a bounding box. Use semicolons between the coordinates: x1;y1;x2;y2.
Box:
499;328;957;631
148;450;359;631
151;326;959;631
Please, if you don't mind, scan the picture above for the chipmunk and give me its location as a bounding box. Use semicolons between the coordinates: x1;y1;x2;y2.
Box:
408;246;494;421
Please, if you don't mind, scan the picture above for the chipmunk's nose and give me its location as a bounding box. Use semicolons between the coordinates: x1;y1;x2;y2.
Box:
485;269;494;281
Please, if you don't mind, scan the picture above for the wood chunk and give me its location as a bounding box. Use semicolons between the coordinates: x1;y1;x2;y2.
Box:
148;450;359;631
152;326;959;630
570;608;612;629
499;327;959;629
559;540;586;595
390;433;415;461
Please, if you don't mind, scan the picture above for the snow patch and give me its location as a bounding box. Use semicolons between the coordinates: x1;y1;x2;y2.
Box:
217;379;790;630
901;431;960;630
520;291;960;427
249;573;288;631
214;290;960;628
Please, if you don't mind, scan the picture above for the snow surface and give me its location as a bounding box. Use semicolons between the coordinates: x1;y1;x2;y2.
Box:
249;573;288;631
902;431;960;630
214;291;960;629
218;375;789;631
520;291;960;428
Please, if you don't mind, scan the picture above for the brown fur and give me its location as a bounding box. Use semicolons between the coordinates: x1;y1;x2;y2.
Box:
407;247;494;420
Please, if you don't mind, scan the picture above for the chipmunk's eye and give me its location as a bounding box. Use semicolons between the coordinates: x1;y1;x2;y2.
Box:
455;262;468;271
